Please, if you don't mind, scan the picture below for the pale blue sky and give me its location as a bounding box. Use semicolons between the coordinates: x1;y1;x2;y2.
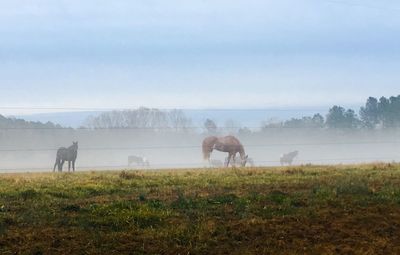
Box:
1;0;400;114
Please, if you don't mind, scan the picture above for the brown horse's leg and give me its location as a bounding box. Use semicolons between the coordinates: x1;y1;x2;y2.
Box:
68;161;71;172
226;153;232;167
232;153;238;167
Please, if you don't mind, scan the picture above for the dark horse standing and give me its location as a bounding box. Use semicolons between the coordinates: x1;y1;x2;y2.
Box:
202;136;248;167
53;142;78;172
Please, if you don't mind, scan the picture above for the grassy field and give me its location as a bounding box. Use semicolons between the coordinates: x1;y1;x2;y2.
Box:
1;164;400;254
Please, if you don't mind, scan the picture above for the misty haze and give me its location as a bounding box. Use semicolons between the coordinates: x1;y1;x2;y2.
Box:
1;104;400;172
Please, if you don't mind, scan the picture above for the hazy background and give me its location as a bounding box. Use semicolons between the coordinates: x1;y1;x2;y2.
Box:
0;1;400;172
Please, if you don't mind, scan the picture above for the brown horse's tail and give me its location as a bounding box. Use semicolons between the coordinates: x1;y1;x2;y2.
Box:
202;136;218;161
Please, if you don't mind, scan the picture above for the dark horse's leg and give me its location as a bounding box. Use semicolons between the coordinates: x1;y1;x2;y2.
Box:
59;160;65;172
53;157;59;172
72;160;75;172
68;161;71;172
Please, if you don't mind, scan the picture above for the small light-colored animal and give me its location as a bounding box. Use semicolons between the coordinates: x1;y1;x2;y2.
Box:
210;159;224;168
128;155;150;167
53;142;78;172
280;151;299;166
202;135;248;167
233;156;255;167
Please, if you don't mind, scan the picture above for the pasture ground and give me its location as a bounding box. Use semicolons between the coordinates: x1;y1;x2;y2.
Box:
1;164;400;254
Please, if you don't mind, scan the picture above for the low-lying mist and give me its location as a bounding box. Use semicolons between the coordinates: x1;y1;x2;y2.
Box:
0;128;399;173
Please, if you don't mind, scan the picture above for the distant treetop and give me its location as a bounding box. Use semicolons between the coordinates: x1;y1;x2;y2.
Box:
0;115;63;129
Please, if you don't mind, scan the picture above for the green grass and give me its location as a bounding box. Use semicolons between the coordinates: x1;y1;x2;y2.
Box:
1;163;400;254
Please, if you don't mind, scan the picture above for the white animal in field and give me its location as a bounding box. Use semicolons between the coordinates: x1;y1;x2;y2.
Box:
280;151;299;166
245;157;255;167
210;159;224;168
232;156;255;167
128;155;150;167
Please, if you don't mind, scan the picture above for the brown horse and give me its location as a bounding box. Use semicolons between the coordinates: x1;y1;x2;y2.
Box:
202;136;248;167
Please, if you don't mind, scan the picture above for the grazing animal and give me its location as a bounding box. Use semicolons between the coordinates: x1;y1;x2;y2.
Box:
233;156;255;167
280;151;299;166
53;142;78;172
210;159;224;168
202;135;248;167
128;155;150;167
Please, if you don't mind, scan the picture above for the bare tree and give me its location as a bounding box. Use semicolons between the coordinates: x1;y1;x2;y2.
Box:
169;109;192;132
85;107;192;131
224;119;241;134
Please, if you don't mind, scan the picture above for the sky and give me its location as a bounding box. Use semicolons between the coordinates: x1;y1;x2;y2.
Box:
1;0;400;115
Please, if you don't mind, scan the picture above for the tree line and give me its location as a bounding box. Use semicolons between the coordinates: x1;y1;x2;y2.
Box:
270;95;400;130
1;95;399;131
84;108;192;131
0;115;62;129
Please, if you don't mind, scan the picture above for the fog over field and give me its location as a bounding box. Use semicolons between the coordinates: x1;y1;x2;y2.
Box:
0;126;399;173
